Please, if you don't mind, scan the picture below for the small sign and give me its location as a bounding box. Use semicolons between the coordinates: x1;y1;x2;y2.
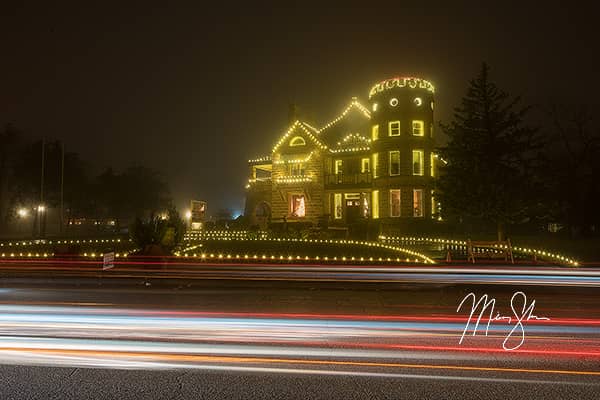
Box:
103;252;115;270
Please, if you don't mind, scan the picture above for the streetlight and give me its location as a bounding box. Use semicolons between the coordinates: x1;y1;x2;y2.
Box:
17;208;29;218
37;205;46;212
185;210;192;220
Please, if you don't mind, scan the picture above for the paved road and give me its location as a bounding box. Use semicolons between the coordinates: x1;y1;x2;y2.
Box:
2;259;600;286
1;363;599;400
0;264;599;399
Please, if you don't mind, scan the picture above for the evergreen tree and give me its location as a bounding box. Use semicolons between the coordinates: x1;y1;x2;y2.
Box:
437;63;543;240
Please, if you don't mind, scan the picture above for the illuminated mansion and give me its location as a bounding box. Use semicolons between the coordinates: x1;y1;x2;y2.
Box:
244;76;440;231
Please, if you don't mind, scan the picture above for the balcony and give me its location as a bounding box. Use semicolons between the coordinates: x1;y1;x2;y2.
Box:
246;177;272;191
325;173;372;188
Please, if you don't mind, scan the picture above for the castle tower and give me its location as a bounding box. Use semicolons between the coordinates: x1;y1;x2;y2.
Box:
368;77;437;222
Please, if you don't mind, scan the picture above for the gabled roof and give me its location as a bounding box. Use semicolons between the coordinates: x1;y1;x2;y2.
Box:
317;98;371;134
271;120;328;153
268;98;371;155
317;98;371;148
301;121;319;133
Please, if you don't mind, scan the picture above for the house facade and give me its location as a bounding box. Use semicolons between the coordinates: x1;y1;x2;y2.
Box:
244;76;440;232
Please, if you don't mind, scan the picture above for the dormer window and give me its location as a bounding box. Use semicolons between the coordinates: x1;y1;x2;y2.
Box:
288;163;305;176
289;136;306;147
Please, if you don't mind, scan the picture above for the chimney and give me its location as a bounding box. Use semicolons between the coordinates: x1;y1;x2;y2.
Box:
288;103;298;124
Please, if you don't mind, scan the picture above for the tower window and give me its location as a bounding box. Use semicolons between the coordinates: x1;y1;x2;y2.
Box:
412;150;424;175
389;151;400;176
372;103;378;112
412;120;424;136
390;189;401;217
389;98;398;107
414;97;422;106
388;121;400;136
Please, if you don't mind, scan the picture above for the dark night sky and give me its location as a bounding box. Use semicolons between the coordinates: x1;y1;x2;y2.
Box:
2;2;599;216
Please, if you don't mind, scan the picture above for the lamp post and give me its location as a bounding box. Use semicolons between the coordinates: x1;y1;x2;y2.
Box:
37;204;46;238
60;141;64;235
35;139;65;237
38;138;45;238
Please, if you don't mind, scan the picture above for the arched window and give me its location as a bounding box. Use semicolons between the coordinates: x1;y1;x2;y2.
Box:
289;136;306;146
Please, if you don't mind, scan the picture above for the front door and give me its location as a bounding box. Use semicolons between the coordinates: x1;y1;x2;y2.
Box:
346;199;361;223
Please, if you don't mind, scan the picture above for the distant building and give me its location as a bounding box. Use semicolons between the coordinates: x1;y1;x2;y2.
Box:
245;77;440;232
189;200;206;230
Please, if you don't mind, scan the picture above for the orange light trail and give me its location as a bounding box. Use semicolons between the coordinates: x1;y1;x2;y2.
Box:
2;347;600;377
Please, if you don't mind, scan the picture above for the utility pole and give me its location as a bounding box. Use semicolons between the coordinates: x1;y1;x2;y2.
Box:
60;141;64;235
38;138;45;238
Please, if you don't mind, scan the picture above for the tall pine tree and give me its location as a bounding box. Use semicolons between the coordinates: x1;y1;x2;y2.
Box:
437;63;542;240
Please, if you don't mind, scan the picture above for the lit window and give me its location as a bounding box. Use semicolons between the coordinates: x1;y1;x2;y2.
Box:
334;159;343;174
290;194;306;218
334;193;342;219
389;151;400;176
372;103;378;112
388;121;400;136
431;101;434;110
413;189;423;217
288;163;305;176
389;98;398;107
430;153;435;177
412;120;424;136
373;153;379;178
414;97;422;106
289;136;306;146
390;189;401;217
372;190;379;219
412;150;424;175
361;158;370;173
372;125;379;141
